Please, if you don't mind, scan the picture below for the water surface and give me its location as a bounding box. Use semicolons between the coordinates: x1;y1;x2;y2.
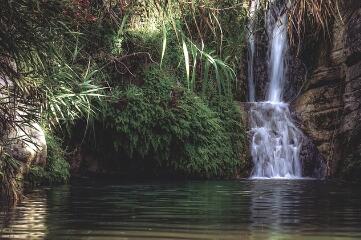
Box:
1;180;361;239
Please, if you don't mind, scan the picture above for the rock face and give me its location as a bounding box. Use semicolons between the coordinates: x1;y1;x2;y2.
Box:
5;122;47;167
0;113;47;201
0;58;47;177
293;0;361;178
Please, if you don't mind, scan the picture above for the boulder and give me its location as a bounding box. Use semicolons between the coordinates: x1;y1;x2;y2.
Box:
0;57;47;168
5;122;47;167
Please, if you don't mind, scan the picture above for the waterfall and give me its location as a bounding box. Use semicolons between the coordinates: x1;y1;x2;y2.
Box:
266;6;288;103
247;0;260;102
248;1;303;179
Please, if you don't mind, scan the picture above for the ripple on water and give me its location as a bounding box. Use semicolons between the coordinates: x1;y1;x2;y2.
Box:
1;180;361;240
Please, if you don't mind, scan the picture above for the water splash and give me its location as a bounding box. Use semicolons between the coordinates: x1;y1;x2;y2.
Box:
250;102;303;179
248;1;303;179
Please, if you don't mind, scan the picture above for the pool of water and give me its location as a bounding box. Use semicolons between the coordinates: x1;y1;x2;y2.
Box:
1;180;361;239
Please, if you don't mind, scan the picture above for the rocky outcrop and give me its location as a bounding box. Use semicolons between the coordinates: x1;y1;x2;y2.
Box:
1;59;47;191
293;0;361;178
4;122;47;167
299;135;326;178
0;109;47;201
1;58;47;169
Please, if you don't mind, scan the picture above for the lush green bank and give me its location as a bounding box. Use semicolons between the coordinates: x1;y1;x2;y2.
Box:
1;0;357;202
0;0;249;201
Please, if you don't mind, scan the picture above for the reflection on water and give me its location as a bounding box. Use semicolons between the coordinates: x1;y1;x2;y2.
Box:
1;180;361;239
1;190;47;239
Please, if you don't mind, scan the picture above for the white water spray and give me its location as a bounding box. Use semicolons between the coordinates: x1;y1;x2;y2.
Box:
248;1;303;179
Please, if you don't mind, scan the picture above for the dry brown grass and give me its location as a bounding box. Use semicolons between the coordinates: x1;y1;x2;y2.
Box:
287;0;341;53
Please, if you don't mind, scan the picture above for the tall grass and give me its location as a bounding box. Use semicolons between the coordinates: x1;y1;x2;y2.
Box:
151;0;246;98
287;0;340;52
178;37;236;97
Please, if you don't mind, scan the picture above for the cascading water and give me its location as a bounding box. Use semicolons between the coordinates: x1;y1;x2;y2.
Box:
250;102;303;178
266;4;288;103
247;0;260;102
248;0;303;179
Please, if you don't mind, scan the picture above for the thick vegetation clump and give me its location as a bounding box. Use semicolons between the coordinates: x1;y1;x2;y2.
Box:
102;67;243;177
26;133;70;186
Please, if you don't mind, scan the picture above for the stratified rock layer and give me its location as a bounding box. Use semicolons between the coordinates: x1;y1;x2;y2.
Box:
294;0;361;177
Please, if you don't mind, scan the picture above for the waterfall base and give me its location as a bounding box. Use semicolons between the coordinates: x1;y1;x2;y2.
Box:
249;102;303;179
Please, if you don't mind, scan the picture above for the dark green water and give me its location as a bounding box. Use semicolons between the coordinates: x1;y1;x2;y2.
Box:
1;180;361;239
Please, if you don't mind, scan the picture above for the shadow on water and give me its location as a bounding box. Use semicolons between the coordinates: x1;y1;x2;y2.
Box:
1;180;361;239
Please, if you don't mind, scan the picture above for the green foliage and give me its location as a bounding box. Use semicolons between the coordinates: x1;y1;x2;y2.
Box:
0;0;67;79
42;57;105;128
27;132;70;186
117;0;246;98
0;153;21;202
209;96;246;169
178;37;237;96
157;2;245;98
110;15;129;56
0;0;108;201
102;66;242;177
0;0;108;140
1;0;249;187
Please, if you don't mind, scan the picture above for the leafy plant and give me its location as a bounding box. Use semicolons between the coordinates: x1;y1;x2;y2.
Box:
0;153;21;202
42;58;105;129
26;132;70;185
0;0;251;199
102;66;243;177
157;0;246;98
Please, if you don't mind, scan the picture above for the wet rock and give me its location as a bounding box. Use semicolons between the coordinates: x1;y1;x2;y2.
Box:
300;135;326;178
